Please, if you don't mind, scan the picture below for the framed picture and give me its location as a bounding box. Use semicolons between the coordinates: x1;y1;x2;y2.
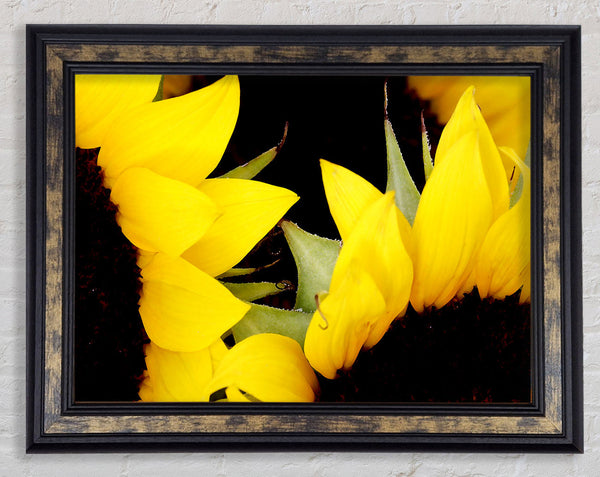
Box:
26;25;582;452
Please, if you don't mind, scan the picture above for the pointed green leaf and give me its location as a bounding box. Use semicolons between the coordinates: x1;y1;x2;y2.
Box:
421;112;434;182
218;267;261;279
222;281;291;302
219;146;278;179
385;118;420;224
217;260;280;278
219;123;288;179
232;303;312;348
281;221;340;313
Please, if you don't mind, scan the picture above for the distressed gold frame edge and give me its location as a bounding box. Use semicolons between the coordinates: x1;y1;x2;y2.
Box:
26;25;582;452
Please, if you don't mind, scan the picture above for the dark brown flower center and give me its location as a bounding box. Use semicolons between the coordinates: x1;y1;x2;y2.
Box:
317;290;530;403
75;147;147;401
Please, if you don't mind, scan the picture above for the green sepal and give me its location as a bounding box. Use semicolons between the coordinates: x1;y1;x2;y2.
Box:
232;303;312;348
421;112;434;182
384;118;421;225
219;123;288;179
281;221;340;313
217;260;280;279
222;281;291;302
152;75;165;102
218;267;260;279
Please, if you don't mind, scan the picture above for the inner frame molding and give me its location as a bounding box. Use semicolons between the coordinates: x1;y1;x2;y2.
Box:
26;25;582;452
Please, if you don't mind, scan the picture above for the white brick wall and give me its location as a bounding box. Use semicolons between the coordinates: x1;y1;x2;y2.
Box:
2;1;597;475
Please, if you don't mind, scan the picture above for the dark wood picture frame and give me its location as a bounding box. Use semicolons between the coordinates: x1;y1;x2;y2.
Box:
26;25;582;452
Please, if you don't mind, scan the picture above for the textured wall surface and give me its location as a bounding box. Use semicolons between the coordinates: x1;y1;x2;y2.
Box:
2;0;597;475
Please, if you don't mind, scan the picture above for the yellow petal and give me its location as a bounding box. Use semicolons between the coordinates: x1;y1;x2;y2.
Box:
411;131;494;313
110;167;221;256
320;159;382;242
434;86;509;220
75;74;161;149
476;147;530;299
320;160;413;250
139;253;250;351
205;334;319;402
304;263;387;379
303;193;413;379
140;339;228;402
433;86;477;161
330;192;413;348
98;75;240;189
182;178;299;277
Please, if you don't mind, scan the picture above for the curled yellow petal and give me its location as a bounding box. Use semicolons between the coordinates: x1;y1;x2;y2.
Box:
434;86;509;220
303;190;413;379
206;334;319;402
476;147;530;300
139;339;228;402
320;160;412;249
320;159;382;242
98;75;240;189
330;192;413;348
411;131;493;313
75;74;161;149
182;178;299;277
138;253;250;352
304;263;386;379
110;167;221;256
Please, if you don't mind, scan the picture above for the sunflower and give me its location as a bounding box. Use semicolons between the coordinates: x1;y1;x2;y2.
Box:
76;76;529;402
301;85;530;380
75;74;317;402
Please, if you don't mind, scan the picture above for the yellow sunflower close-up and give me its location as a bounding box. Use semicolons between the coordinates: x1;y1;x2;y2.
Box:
75;75;531;404
302;84;530;386
75;74;317;402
